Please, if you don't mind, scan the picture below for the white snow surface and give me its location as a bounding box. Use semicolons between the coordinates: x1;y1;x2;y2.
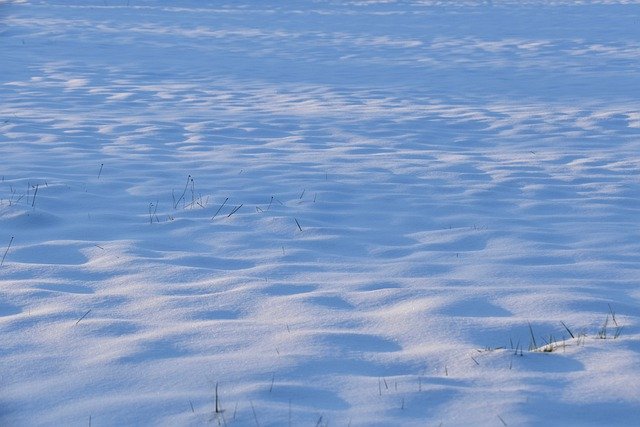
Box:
1;1;640;426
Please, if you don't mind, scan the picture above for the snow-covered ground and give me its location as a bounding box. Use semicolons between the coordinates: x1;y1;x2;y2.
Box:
1;1;640;425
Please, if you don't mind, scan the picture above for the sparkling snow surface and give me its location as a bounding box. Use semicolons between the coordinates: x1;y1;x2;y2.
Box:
1;1;640;426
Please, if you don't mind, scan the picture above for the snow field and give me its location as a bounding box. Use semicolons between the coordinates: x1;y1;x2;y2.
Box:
1;1;640;425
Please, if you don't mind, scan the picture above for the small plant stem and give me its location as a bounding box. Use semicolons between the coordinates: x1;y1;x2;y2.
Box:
528;322;538;350
215;382;220;414
174;175;191;209
31;184;38;208
212;198;228;219
598;315;609;339
561;321;575;339
148;202;155;224
250;401;260;427
189;177;195;208
1;236;14;267
614;326;623;339
98;163;103;179
75;309;92;325
294;218;302;232
608;303;618;326
227;204;242;218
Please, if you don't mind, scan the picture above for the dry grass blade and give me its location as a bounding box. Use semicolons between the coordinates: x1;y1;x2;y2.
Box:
31;184;38;208
561;321;575;339
212;198;229;219
215;382;221;414
1;236;14;267
528;322;538;350
608;303;618;327
173;175;191;209
75;309;92;325
250;401;259;427
227;204;242;218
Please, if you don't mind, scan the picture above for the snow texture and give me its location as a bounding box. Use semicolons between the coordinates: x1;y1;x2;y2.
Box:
1;1;640;426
